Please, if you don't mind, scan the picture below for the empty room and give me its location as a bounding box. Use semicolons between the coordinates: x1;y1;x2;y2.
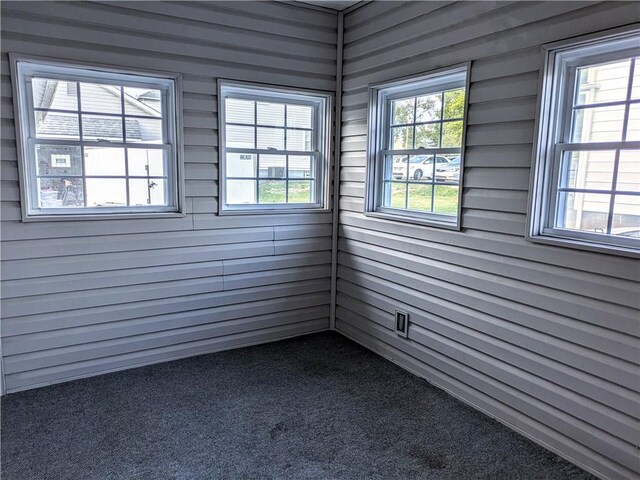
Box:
0;1;638;479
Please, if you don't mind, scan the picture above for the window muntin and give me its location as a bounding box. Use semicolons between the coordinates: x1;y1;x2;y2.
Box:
12;58;180;218
219;82;329;213
366;67;468;227
531;31;640;253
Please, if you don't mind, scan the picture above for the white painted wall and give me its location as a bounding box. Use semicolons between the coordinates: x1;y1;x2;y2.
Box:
336;2;640;479
0;0;337;393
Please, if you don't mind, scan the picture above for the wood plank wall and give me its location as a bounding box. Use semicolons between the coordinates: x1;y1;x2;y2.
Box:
336;2;640;479
0;0;337;393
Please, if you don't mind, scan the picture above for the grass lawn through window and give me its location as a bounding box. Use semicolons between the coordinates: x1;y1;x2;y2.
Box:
390;182;459;214
258;180;313;203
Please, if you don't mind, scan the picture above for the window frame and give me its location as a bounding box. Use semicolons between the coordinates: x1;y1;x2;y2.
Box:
528;27;640;257
9;53;185;222
364;63;471;230
217;80;332;215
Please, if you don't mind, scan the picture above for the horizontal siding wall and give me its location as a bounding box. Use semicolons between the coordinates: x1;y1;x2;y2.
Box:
337;2;640;480
0;1;337;393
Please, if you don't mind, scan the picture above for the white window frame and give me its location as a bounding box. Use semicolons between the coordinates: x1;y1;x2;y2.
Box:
364;64;470;230
218;80;332;215
9;54;184;221
528;27;640;256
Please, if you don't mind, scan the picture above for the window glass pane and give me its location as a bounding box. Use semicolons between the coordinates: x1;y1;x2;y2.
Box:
288;155;312;178
80;83;122;114
226;124;255;149
84;147;125;176
391;126;414;149
36;145;82;176
124;87;162;117
435;156;461;184
35;112;79;140
571;105;626;142
257;127;284;150
129;178;166;206
286;129;312;151
128;118;162;143
220;84;326;211
38;177;84;208
128;149;166;177
530;41;640;248
391;155;408;180
288;180;312;203
555;191;610;233
258;154;285;178
575;60;630;105
625;103;640;141
617;150;640;192
442;120;463;148
407;183;432;211
385;155;404;181
227;179;256;204
226;98;254;125
443;89;465;119
631;58;640;100
21;62;178;216
434;185;459;215
33;78;78;111
227;152;256;178
415;124;440;148
257;102;284;126
415;94;441;122
287;105;313;129
612;194;640;234
82;114;123;142
435;155;452;168
85;178;127;207
559;150;616;190
407;154;434;181
386;182;406;209
258;180;286;203
375;70;467;222
391;97;414;125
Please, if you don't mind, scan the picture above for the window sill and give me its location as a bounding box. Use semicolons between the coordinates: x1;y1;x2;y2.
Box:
219;206;330;216
526;233;640;258
21;211;185;222
364;209;461;231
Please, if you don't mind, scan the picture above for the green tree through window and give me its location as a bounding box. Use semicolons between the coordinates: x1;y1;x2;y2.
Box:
390;88;464;149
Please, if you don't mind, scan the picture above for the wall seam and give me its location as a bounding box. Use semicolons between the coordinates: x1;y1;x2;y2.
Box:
329;11;344;331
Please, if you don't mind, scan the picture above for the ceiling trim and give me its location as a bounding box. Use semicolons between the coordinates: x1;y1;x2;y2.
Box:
287;1;367;13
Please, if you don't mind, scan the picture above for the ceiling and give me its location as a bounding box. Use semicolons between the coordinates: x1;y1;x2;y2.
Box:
296;1;362;11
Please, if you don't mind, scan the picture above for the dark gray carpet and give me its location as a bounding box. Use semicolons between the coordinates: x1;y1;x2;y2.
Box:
2;332;595;480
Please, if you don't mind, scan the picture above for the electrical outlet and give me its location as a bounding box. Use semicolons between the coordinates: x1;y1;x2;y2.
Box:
395;309;409;338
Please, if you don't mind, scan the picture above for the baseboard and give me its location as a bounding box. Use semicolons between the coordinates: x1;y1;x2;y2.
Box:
4;325;331;395
335;325;611;480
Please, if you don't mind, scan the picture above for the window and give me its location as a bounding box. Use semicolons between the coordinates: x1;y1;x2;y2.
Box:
10;55;182;220
51;154;71;168
530;29;640;255
218;81;330;213
365;65;469;228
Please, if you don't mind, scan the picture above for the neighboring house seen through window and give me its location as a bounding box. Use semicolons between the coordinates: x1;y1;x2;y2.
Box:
11;56;181;220
529;29;640;255
365;65;469;229
218;81;331;213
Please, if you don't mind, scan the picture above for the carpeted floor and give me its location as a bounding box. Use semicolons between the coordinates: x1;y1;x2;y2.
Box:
1;332;596;480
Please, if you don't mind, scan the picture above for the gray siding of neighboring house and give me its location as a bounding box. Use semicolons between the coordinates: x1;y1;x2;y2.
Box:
336;2;640;479
0;1;336;393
